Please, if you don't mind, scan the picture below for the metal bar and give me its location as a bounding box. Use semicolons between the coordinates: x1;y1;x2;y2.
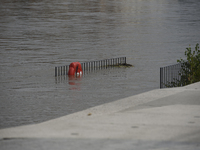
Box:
84;63;85;73
58;67;60;76
99;60;100;69
55;67;57;77
160;67;162;88
63;66;65;75
164;66;166;87
66;65;68;75
112;58;113;66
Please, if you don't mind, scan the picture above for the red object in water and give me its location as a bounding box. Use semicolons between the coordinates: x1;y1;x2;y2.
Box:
68;62;83;76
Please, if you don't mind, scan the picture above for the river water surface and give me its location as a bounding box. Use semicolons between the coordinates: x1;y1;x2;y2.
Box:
0;0;200;129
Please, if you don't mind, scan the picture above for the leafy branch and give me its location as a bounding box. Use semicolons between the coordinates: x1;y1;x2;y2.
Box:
166;43;200;87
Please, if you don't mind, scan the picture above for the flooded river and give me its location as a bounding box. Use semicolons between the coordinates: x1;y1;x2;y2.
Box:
0;0;200;128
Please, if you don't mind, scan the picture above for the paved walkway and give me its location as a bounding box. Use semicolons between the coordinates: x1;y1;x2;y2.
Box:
0;82;200;150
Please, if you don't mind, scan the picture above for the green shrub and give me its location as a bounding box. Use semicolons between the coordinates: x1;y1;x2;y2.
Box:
166;43;200;87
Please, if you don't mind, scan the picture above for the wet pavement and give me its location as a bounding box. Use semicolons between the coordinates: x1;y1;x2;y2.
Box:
0;82;200;150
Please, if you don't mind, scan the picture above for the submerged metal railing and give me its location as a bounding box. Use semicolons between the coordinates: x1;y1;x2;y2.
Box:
55;57;126;77
160;63;183;88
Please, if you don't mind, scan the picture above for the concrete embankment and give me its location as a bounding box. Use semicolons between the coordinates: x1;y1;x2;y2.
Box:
0;82;200;150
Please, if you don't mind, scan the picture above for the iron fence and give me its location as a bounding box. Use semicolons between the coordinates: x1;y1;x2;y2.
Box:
55;57;126;77
160;63;183;88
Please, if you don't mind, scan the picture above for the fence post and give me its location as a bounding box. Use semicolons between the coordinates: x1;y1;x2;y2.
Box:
55;67;57;77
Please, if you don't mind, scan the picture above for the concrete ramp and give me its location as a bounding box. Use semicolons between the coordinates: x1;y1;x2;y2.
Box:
0;82;200;150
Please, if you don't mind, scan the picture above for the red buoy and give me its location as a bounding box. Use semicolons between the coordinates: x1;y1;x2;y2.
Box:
68;62;83;76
